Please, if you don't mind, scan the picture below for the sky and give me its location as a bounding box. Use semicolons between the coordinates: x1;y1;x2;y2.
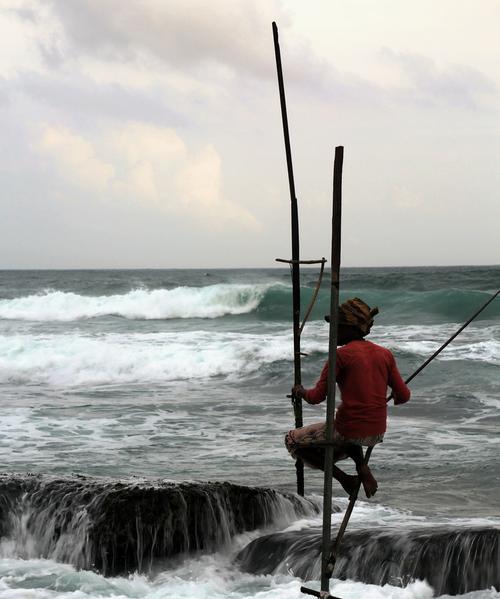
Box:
1;0;499;268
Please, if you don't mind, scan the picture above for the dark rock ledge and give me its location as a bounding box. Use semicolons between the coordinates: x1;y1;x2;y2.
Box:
0;473;317;575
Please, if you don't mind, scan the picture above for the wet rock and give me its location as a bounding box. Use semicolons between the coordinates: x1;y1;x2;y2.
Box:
0;473;317;575
236;525;500;595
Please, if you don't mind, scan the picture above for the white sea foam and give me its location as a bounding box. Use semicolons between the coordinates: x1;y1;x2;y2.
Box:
372;324;500;366
1;554;495;599
305;321;500;366
0;330;300;387
0;320;498;388
282;497;500;533
0;284;275;321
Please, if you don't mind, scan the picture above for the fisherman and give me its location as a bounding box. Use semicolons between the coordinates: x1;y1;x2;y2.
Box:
285;297;410;498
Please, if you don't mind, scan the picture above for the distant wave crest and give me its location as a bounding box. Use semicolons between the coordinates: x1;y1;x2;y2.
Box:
1;284;498;324
0;284;280;322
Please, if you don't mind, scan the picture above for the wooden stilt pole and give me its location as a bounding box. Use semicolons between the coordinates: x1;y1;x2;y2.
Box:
301;145;344;599
272;21;304;496
324;445;372;577
320;146;344;593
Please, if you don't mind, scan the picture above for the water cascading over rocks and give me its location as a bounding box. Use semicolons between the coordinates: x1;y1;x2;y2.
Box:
0;474;318;575
236;525;500;595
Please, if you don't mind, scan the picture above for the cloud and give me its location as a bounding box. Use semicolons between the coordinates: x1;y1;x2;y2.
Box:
35;121;260;230
380;48;497;109
38;124;114;191
45;0;285;79
36;0;348;97
6;1;499;113
0;76;10;104
37;0;495;112
16;70;184;125
106;122;187;204
390;185;422;210
177;145;260;229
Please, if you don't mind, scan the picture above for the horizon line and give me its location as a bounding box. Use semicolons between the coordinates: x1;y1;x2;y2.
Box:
0;263;498;271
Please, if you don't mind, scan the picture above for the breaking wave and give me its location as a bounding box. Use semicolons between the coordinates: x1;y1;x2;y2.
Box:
0;283;498;324
0;284;277;322
0;330;299;386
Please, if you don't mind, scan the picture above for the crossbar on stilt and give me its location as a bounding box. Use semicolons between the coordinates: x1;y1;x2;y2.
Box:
300;586;343;599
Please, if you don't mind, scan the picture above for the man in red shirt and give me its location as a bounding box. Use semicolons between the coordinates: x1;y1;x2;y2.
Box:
285;297;410;498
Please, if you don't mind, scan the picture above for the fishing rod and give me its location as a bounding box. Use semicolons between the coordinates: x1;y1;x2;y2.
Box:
403;288;499;386
302;287;500;598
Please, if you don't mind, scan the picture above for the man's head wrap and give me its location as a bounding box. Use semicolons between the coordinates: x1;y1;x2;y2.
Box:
325;297;379;336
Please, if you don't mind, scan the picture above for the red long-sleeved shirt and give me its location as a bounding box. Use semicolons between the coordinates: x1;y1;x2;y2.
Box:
304;340;410;438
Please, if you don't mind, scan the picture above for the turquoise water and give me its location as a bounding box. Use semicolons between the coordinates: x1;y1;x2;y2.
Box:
0;266;499;598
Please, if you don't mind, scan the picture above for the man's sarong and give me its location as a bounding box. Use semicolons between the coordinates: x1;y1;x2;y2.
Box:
285;421;384;466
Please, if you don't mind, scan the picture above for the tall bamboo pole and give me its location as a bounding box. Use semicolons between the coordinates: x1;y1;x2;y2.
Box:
320;146;344;592
272;21;304;496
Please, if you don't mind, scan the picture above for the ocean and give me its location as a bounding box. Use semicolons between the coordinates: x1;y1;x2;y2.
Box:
0;266;499;599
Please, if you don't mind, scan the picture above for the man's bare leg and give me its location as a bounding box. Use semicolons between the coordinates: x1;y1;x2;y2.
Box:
295;447;359;497
344;444;378;498
331;465;360;497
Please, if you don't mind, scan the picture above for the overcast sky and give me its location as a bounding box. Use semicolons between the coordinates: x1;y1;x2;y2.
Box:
1;0;499;268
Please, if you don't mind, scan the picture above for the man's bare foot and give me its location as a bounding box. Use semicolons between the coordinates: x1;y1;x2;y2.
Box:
358;464;378;498
338;473;360;497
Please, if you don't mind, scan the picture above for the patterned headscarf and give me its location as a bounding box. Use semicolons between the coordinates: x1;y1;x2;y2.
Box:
326;297;379;336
